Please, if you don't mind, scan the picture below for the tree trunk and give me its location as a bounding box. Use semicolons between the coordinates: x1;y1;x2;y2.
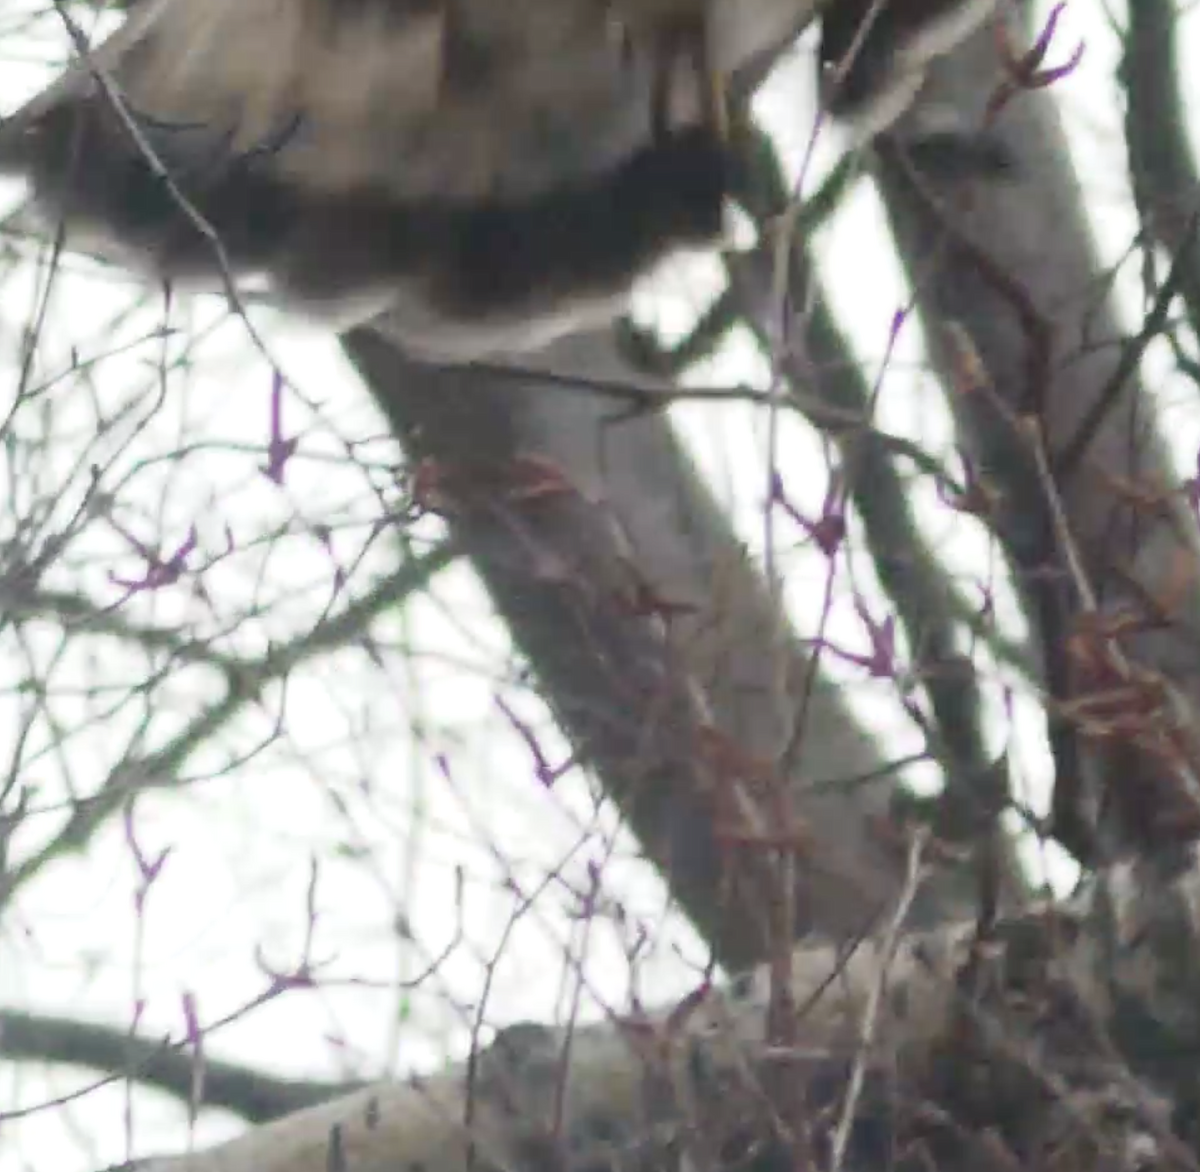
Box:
345;328;944;969
870;14;1200;860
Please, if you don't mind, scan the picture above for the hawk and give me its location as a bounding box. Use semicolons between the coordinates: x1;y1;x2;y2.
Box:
0;0;997;360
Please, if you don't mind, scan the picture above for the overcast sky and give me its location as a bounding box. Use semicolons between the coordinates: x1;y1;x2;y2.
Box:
0;1;1185;1167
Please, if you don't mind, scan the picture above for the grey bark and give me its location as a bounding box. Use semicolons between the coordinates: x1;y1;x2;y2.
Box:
344;328;951;970
124;845;1200;1172
868;15;1200;859
1123;0;1200;329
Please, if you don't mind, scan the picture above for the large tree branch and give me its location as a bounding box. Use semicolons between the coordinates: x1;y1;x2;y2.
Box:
868;16;1200;859
343;328;957;970
121;845;1200;1172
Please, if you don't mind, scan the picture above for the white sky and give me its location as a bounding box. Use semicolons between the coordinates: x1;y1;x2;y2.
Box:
0;1;1192;1167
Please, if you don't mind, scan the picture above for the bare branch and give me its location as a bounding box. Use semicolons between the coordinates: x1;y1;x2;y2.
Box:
0;542;455;904
0;1009;356;1123
1122;0;1200;334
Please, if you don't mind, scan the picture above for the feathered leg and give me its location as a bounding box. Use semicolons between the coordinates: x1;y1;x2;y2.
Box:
819;0;1000;142
602;1;725;145
647;12;727;145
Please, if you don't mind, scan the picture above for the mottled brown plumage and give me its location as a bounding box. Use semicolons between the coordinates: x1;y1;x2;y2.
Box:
0;0;1001;359
1;0;731;357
